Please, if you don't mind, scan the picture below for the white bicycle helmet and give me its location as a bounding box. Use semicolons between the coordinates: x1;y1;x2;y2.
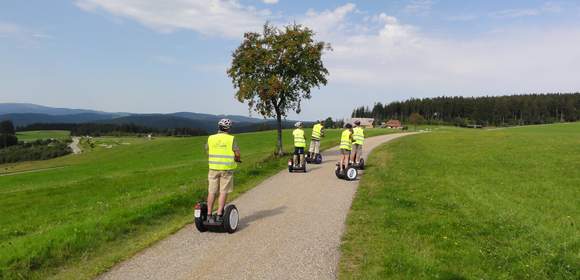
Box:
294;121;303;128
218;118;232;130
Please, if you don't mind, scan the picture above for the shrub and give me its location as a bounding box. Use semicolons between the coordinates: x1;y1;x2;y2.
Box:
0;139;72;164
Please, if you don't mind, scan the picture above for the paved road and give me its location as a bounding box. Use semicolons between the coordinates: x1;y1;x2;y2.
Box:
98;133;412;280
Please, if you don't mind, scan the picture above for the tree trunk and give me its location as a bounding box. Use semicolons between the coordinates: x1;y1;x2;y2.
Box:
275;107;284;156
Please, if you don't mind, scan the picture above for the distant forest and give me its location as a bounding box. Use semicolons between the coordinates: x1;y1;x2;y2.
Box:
352;93;580;126
19;123;206;137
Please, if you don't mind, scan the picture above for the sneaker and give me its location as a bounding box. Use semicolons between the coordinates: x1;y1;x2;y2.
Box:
207;215;216;223
216;214;224;223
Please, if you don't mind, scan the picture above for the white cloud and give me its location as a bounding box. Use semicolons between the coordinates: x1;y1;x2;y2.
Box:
262;0;278;4
74;2;580;103
404;0;433;15
75;0;271;38
295;4;580;99
0;21;52;41
300;3;356;36
490;2;562;18
446;14;478;21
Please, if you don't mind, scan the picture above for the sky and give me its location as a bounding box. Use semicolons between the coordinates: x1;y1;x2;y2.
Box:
1;0;580;120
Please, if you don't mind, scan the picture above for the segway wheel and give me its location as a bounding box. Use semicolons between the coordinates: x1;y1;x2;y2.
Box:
223;205;239;234
315;154;323;164
335;165;342;179
345;167;358;181
194;202;208;232
359;158;365;170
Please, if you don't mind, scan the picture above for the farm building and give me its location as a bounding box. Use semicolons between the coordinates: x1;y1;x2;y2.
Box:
383;119;402;129
349;118;374;128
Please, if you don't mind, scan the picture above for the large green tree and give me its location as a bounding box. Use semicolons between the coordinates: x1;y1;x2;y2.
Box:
228;23;331;155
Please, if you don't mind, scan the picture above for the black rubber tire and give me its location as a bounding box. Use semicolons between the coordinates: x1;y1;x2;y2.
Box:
315;154;323;164
359;158;365;170
223;205;239;234
194;203;208;232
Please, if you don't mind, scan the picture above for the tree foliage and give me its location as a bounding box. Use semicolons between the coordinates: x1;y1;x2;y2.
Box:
0;120;18;149
352;93;580;127
409;112;425;130
0;139;71;164
0;120;16;135
228;23;330;154
324;117;335;128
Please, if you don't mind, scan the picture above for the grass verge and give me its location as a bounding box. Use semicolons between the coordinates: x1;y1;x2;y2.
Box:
0;128;395;279
340;124;579;279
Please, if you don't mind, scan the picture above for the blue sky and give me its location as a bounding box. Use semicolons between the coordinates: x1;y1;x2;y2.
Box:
1;0;580;120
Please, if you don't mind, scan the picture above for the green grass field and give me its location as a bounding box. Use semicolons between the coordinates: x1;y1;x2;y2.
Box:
15;130;71;142
340;123;580;279
0;128;395;279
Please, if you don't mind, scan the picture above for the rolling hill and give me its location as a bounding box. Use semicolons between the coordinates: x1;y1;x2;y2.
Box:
0;103;303;132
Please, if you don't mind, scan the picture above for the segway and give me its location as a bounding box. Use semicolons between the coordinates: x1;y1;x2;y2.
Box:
352;158;365;170
305;153;323;164
335;163;358;180
194;202;239;234
288;154;307;173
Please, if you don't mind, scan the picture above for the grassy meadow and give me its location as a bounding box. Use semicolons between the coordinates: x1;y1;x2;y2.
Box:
340;123;580;279
15;131;71;142
0;128;395;279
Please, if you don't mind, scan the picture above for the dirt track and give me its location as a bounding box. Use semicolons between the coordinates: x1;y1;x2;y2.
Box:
98;133;412;280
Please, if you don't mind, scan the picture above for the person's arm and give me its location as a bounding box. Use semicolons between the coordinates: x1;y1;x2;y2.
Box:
233;139;241;162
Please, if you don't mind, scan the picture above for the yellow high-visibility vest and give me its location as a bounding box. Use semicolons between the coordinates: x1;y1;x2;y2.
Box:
353;127;364;145
293;128;306;148
312;124;323;140
207;133;237;171
340;129;352;150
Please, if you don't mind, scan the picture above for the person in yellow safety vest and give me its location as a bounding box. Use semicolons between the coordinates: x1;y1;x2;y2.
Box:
339;123;354;172
308;120;325;159
292;122;307;167
351;120;364;164
204;118;241;223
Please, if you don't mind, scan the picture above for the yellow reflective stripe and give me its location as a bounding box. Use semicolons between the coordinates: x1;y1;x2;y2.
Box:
208;161;236;165
208;154;235;159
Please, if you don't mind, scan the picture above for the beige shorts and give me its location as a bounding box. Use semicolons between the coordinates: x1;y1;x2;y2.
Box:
208;170;234;194
309;139;321;153
340;149;351;155
352;144;363;155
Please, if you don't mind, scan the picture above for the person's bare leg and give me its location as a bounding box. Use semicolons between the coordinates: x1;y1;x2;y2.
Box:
207;192;216;216
217;193;227;215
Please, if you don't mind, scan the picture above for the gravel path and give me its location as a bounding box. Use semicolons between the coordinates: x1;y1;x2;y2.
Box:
69;136;81;154
98;133;412;280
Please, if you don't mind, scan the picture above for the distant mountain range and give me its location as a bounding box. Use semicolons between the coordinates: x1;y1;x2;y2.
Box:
0;103;299;133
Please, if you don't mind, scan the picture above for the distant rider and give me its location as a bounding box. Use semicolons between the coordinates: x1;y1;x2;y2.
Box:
293;122;307;168
204;119;241;223
339;123;354;172
351;120;364;165
308;120;325;160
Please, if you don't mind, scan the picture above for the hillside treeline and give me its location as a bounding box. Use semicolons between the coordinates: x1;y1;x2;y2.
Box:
1;120;18;148
19;123;207;137
0;139;72;164
352;93;580;126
